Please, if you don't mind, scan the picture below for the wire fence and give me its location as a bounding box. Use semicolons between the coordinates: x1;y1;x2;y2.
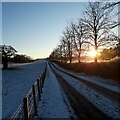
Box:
10;67;47;120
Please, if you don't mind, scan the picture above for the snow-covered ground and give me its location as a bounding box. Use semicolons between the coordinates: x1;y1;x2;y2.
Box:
2;60;46;118
0;62;31;69
2;60;120;119
51;62;120;119
0;70;2;120
38;62;76;118
52;63;120;94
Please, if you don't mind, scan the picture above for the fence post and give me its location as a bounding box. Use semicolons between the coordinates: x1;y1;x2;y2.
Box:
44;67;46;80
23;97;29;120
43;68;46;84
37;78;41;100
32;84;38;116
41;75;43;91
40;76;42;93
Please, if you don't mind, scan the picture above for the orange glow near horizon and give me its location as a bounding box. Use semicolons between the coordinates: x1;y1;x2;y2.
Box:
88;50;97;57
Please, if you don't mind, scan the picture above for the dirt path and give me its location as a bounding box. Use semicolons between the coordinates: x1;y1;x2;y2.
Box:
49;64;111;119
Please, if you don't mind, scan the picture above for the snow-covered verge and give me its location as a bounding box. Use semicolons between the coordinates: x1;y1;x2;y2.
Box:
51;63;120;119
2;60;46;118
52;63;120;94
38;62;76;118
0;70;2;120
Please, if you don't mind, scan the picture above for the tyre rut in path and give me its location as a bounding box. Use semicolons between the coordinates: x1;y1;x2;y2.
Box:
49;64;111;120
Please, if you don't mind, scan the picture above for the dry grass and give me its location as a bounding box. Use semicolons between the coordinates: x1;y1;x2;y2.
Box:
54;60;120;84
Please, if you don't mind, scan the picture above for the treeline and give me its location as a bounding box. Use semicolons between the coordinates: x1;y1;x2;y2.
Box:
0;45;34;69
8;54;34;63
49;2;120;63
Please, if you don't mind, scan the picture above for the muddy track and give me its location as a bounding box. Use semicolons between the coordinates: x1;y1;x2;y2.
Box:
50;62;120;102
49;63;111;120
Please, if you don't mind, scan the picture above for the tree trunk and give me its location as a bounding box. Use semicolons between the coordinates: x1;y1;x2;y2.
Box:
68;41;72;63
3;56;8;69
94;47;98;63
94;32;98;63
69;53;72;63
94;56;97;63
78;53;81;63
78;44;82;63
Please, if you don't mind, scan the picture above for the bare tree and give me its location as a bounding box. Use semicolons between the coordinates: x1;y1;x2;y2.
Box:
0;45;17;69
70;20;88;63
103;1;120;56
82;2;118;63
60;37;68;63
63;27;74;63
50;45;63;62
103;1;120;29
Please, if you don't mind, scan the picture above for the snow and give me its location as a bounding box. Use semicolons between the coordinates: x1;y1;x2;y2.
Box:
38;62;76;118
0;70;2;120
2;60;46;118
51;62;120;119
77;75;120;94
52;63;120;94
0;63;31;69
2;60;120;119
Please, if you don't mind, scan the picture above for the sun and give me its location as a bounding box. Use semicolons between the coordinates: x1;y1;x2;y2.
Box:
88;50;97;57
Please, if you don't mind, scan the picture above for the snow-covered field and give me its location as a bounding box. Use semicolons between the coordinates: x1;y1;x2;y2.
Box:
51;62;120;119
2;60;120;119
2;60;46;118
38;62;76;118
0;70;2;120
0;63;31;69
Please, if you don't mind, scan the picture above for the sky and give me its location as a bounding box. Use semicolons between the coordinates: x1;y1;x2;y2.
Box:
2;2;88;59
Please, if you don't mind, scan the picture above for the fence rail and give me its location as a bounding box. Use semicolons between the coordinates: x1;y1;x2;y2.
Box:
11;68;47;120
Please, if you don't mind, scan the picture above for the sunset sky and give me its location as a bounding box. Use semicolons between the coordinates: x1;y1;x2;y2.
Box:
2;2;88;59
2;1;118;59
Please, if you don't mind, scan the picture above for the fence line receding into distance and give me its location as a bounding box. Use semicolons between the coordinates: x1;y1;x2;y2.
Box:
10;68;46;120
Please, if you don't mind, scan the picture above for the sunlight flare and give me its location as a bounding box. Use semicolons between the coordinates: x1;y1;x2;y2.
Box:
88;50;97;57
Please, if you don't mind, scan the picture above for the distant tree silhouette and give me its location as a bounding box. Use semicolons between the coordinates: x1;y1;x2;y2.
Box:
60;37;68;63
63;27;74;63
13;54;33;63
70;20;88;63
0;45;17;69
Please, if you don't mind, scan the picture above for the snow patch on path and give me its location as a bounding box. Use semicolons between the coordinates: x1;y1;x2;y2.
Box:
38;62;75;118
